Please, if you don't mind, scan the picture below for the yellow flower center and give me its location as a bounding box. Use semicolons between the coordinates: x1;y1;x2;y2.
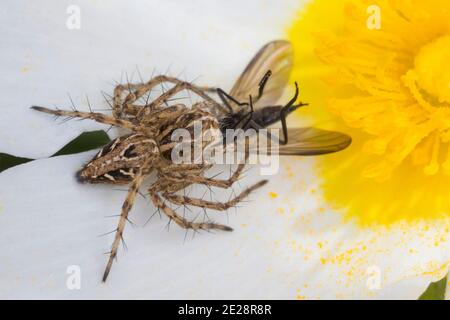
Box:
414;35;450;105
288;0;450;225
400;35;450;176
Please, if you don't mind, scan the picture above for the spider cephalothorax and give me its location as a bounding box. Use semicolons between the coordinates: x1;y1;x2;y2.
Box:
76;133;159;184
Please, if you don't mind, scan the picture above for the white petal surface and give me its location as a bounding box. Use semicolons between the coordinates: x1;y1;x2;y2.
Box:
0;0;302;158
0;153;448;299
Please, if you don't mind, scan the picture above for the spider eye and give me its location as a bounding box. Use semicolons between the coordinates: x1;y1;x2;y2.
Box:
103;169;136;181
123;144;137;158
95;137;122;159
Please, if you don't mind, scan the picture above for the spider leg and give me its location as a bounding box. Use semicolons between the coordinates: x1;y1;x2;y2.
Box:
147;82;191;110
134;75;217;105
149;187;232;231
31;106;153;135
152;164;210;195
162;163;246;189
126;75;225;116
163;179;268;211
113;82;143;119
102;156;155;282
158;163;212;176
115;75;226;120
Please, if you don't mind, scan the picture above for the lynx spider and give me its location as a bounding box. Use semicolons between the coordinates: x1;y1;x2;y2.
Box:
32;74;267;281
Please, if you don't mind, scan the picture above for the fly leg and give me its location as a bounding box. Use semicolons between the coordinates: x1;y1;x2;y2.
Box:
252;81;302;146
216;88;249;113
215;69;272;113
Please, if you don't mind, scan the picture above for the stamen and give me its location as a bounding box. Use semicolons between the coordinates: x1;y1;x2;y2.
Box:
442;144;450;175
402;71;435;113
423;132;440;175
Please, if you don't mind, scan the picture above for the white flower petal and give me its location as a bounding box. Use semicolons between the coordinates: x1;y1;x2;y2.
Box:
0;0;302;158
0;154;448;299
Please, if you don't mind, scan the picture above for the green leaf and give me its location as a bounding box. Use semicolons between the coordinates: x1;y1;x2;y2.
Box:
52;130;111;156
419;275;447;300
0;153;33;173
0;130;110;173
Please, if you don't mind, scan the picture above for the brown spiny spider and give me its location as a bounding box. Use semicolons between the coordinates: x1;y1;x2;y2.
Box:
31;40;351;282
32;74;268;282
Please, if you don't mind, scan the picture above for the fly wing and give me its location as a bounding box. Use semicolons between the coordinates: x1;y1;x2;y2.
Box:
229;40;293;108
259;127;352;156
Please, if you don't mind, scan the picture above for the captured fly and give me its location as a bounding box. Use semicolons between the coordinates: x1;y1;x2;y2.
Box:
215;40;352;156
